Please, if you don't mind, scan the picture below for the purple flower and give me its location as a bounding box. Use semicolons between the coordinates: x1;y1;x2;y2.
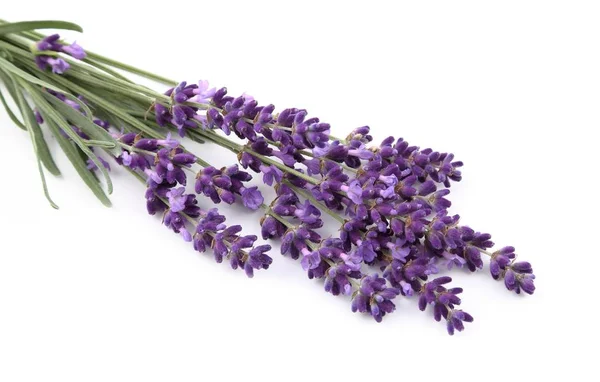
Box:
61;42;86;59
446;309;474;335
228;233;259;271
46;58;70;74
340;180;363;204
36;34;61;51
166;187;188;212
387;238;411;262
163;209;192;242
34;109;44;124
340;218;366;251
353;240;377;263
34;34;85;74
346;125;373;143
154;103;172;127
347;142;373;160
423;189;451;212
120;150;151;171
293;200;322;226
260;164;283;186
497;252;535;295
86;156;111;172
260;215;286;240
324;264;361;296
300;248;322;271
240;186;263;210
504;269;535;295
418;277;473;335
192;80;216;104
281;224;321;260
212;225;243;263
152;148;194;186
196;165;262;209
383;256;435;294
172;81;197;103
490;246;516;279
157;133;180;149
193;208;227;253
291;111;330;149
351;274;401;322
440;252;466;270
245;245;273;277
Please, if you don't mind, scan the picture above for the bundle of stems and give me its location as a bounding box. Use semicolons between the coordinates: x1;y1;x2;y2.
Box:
0;20;535;334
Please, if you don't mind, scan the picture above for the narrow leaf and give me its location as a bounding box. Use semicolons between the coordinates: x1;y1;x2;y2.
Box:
0;55;93;118
33;70;164;139
43;92;120;156
42;111;112;207
81;57;134;83
0;83;26;130
12;78;59;208
22;81;114;202
17;94;61;176
0;20;82;35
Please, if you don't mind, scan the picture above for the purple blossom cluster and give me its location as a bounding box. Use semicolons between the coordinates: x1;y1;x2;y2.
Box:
145;81;535;332
419;276;473;335
195;165;263;210
154;81;215;137
34;34;86;74
112;132;272;277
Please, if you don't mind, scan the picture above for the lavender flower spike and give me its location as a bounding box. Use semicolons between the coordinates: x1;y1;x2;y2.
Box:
418;276;473;335
489;246;536;294
351;274;401;322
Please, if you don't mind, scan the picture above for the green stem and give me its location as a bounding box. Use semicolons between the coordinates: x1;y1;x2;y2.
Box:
84;139;116;148
85;52;177;86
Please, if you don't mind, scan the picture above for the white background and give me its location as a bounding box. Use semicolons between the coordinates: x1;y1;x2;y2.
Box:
0;1;597;381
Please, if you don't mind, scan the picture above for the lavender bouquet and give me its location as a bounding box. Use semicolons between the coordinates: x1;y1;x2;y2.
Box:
0;20;535;334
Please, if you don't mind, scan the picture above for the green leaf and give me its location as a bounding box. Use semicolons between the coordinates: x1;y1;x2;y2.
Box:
0;20;82;36
0;79;26;130
1;68;60;174
34;70;164;139
22;81;113;205
12;77;59;209
31;85;113;193
42;92;120;156
63;61;167;103
81;57;134;83
65;66;155;104
0;55;93;118
41;108;112;207
16;91;61;176
83;140;117;149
